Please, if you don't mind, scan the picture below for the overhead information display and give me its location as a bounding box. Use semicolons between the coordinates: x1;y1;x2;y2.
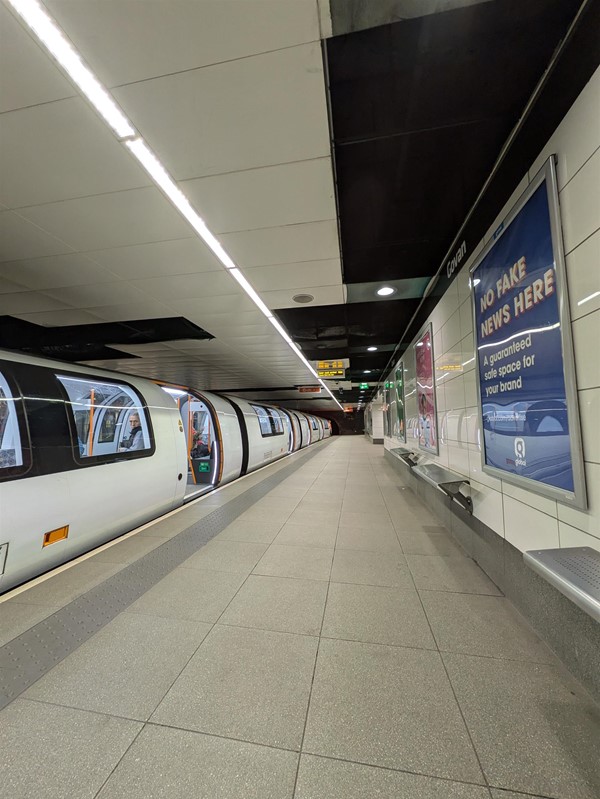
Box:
470;158;586;508
315;359;348;378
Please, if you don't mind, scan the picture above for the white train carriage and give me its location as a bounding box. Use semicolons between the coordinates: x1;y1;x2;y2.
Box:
0;349;332;593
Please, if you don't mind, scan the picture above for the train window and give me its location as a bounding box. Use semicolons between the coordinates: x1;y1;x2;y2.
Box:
0;370;25;474
310;418;318;430
267;408;284;435
56;374;153;461
251;404;273;437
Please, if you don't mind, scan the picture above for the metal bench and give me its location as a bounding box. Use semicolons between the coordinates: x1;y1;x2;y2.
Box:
412;462;472;514
524;547;600;623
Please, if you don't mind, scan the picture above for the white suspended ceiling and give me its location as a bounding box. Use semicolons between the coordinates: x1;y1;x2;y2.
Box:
0;0;343;406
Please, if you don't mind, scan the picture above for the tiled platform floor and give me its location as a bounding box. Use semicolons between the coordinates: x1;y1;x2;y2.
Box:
1;438;599;798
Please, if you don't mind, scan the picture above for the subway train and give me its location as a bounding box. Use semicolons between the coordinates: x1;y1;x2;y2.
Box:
0;349;331;593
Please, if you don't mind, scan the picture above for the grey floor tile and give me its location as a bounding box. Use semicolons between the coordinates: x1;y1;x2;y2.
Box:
97;724;298;799
304;639;483;782
336;525;401;553
219;574;328;636
0;699;142;799
289;508;341;527
91;535;169;564
406;555;502;595
237;508;294;525
397;529;466;556
0;600;62;647
253;544;334;581
274;521;339;549
296;755;492;799
323;582;435;649
10;560;123;607
181;539;268;574
127;567;246;623
331;548;413;588
339;511;394;530
421;592;556;663
216;518;285;543
443;653;600;799
24;612;211;720
151;624;318;750
489;792;547;799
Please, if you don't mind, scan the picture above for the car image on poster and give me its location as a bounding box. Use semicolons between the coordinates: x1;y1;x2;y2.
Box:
470;157;586;508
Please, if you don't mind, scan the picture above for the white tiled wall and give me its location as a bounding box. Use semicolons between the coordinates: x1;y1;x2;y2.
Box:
385;66;600;554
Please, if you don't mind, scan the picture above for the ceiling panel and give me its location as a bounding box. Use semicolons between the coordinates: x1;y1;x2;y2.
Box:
0;210;74;262
0;290;69;315
87;300;176;322
46;0;320;87
113;42;330;179
85;238;222;280
184;157;336;234
14;309;103;327
245;259;342;292
15;187;193;252
43;281;148;308
129;271;239;302
0;253;121;290
172;294;258;318
0;3;75;112
0;97;149;209
220;220;340;267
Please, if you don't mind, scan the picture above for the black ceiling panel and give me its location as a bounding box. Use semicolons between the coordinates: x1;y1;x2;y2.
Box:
327;0;584;287
0;316;213;362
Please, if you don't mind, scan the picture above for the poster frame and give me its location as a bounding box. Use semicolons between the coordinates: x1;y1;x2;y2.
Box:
469;156;587;509
393;358;407;443
414;322;439;455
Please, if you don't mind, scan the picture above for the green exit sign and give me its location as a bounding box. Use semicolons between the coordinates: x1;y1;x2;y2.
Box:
359;383;369;389
198;461;211;472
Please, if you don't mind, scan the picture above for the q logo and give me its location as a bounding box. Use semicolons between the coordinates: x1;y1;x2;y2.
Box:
514;437;526;459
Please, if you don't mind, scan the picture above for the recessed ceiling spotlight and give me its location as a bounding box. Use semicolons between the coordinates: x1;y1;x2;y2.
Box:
376;286;396;297
293;293;314;304
367;346;377;351
364;370;371;374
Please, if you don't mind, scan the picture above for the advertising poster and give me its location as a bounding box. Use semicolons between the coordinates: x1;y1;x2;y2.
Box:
394;360;406;442
415;325;438;454
471;159;586;507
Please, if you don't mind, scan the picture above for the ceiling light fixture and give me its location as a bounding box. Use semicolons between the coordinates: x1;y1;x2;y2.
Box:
364;370;371;374
367;346;377;351
292;293;314;304
6;0;134;138
376;286;396;297
7;0;328;391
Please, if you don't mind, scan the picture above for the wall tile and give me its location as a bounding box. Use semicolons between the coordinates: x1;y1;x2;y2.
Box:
459;298;474;342
471;479;504;536
442;307;462;353
572;309;600;390
465;407;479;445
444;373;465;412
447;443;470;478
456;240;485;306
559;146;600;254
557;461;600;538
566;229;600;321
501;480;558;518
463;368;478;408
558;521;600;552
578;388;600;464
468;444;502;492
529;66;600;189
503;495;560;552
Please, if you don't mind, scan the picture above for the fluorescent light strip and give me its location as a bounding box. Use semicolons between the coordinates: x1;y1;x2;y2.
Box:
318;379;344;410
6;0;133;138
10;3;322;388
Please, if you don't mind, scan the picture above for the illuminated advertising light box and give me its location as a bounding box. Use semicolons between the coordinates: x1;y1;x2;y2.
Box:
415;324;438;454
394;359;406;443
470;157;586;508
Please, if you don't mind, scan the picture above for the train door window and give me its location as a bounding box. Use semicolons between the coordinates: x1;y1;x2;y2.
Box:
0;370;28;477
161;388;218;497
56;374;153;461
310;417;318;430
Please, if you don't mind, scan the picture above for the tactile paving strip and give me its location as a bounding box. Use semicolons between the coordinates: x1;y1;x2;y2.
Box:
0;440;333;710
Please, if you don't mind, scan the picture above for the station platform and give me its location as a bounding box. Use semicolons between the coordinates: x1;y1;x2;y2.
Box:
1;437;599;799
